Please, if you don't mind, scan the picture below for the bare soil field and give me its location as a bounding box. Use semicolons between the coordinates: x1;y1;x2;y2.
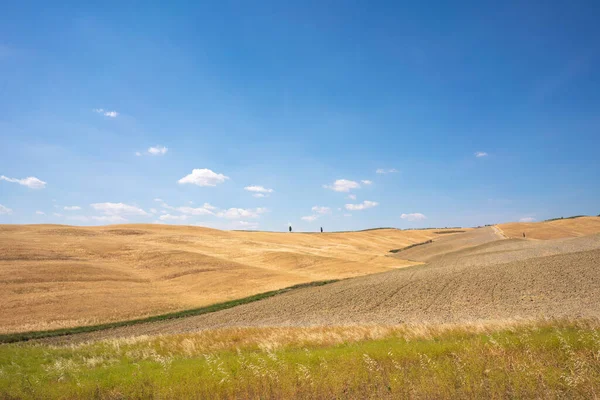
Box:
498;216;600;240
0;224;450;334
56;229;600;343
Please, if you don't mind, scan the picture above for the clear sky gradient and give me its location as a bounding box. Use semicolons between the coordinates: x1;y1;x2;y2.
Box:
1;1;599;231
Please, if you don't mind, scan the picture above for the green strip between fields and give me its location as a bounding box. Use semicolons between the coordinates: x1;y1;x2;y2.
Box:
0;280;338;344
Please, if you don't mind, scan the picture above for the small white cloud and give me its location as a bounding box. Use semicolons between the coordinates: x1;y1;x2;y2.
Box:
347;194;356;200
94;108;119;118
90;202;148;216
0;175;47;189
400;213;427;221
361;180;373;185
0;204;12;214
475;151;488;158
35;211;45;215
91;215;128;223
301;215;319;222
217;207;267;220
178;169;229;187
323;179;360;192
519;217;535;222
376;168;398;174
154;198;163;202
237;220;260;230
175;206;214;216
148;145;168;155
253;193;266;198
159;214;189;221
53;213;63;217
311;206;331;215
345;200;379;211
64;206;81;211
135;152;142;156
244;185;273;193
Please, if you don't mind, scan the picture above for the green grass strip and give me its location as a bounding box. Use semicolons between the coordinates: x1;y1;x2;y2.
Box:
389;239;433;253
0;280;338;344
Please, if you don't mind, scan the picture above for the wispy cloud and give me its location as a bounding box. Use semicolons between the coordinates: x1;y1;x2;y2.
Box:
361;180;373;185
475;151;488;158
90;202;148;216
323;179;360;192
312;206;331;214
93;108;119;118
519;217;535;222
244;185;273;193
0;204;12;214
301;215;319;222
35;211;45;215
148;145;168;155
178;169;229;187
401;213;427;221
376;168;398;174
347;194;357;200
64;206;81;211
217;207;268;220
345;200;379;211
1;175;47;189
159;214;189;221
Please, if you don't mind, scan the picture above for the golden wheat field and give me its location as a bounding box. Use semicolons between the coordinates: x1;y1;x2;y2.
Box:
0;224;455;334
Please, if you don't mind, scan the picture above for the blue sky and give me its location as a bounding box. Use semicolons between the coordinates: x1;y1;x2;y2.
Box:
1;1;599;231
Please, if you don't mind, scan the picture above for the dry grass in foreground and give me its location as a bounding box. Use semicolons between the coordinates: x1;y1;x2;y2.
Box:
1;320;600;399
0;224;446;334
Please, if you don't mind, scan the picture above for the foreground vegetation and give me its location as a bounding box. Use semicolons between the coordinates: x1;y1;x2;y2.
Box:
0;280;337;344
1;320;599;399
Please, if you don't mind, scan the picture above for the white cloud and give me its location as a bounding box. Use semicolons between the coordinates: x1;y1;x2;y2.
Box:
376;168;398;174
35;211;45;215
91;215;128;223
135;152;142;156
244;185;273;194
154;198;163;202
311;206;331;215
148;145;168;155
0;204;12;214
519;217;535;222
237;220;260;230
175;206;214;216
345;200;379;211
53;213;63;217
217;207;267;220
64;206;81;211
347;194;357;200
93;108;118;118
159;214;189;221
400;213;427;221
475;151;488;157
0;175;47;189
178;169;229;187
90;202;148;216
323;179;360;192
361;180;373;185
253;193;266;198
301;215;319;222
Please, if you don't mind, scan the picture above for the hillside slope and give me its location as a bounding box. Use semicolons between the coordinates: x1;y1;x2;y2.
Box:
0;224;448;333
498;216;600;239
60;232;600;342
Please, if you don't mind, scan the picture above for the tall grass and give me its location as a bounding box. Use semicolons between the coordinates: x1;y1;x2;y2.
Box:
1;320;599;399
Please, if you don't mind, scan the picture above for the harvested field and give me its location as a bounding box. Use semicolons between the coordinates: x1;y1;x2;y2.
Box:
498;216;600;240
0;224;453;334
45;230;600;343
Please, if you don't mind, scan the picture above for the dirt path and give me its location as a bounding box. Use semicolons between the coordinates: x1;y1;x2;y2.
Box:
46;233;600;344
